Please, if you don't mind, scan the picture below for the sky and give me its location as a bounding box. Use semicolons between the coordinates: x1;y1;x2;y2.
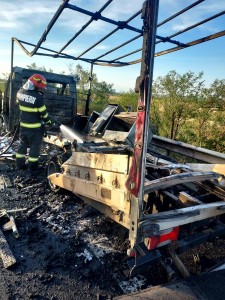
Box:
0;0;225;92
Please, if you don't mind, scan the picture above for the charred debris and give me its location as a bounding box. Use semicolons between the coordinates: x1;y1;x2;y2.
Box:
1;0;225;295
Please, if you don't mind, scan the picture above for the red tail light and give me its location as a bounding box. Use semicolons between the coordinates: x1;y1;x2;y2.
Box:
146;226;179;250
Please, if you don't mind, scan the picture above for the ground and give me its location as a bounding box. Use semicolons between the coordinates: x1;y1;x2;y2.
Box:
1;141;225;300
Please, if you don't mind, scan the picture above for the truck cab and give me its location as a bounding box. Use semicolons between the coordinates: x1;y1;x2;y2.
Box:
1;67;77;132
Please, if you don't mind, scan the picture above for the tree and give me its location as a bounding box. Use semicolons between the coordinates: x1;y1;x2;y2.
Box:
26;63;54;73
67;63;115;114
111;89;138;112
152;70;204;140
189;79;225;150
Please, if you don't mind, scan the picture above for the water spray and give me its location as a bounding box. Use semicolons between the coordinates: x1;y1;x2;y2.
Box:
51;116;84;144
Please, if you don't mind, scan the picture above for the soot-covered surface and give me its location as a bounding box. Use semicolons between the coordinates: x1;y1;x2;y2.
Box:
1;142;225;300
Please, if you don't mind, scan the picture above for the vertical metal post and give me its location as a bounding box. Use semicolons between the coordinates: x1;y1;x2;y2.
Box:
126;0;160;248
85;63;93;116
9;38;14;132
139;0;159;210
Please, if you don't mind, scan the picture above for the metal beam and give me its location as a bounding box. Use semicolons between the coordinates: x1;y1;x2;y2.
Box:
144;171;220;194
140;201;225;231
57;0;113;55
151;135;225;164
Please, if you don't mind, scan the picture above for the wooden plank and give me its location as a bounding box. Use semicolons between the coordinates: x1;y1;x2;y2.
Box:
0;228;16;268
179;191;203;205
64;152;129;174
144;172;220;194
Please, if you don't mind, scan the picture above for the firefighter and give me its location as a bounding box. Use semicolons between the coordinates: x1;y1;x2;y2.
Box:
15;74;52;173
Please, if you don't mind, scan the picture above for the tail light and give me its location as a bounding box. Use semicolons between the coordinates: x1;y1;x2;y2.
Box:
146;226;179;250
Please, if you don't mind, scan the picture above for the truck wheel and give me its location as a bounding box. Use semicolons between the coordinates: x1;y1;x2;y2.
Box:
47;160;62;193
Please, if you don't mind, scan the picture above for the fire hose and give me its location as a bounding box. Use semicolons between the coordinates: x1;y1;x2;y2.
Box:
0;116;61;156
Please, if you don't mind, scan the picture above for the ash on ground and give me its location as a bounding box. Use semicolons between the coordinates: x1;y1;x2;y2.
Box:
1;139;225;300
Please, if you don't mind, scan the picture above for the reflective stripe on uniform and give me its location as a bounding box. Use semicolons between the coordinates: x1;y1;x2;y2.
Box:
38;105;47;112
42;112;49;118
19;105;38;112
16;153;26;158
28;156;39;162
20;122;42;128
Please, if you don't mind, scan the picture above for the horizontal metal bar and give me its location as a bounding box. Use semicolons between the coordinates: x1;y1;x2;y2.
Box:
140;201;225;231
12;0;69;57
151;135;225;164
77;10;141;59
156;10;225;46
158;0;205;27
94;33;142;61
66;3;142;34
144;171;220;194
155;30;225;57
57;0;113;55
128;30;225;65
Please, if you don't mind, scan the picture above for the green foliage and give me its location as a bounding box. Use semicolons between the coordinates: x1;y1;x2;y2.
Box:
0;73;9;93
151;70;225;152
67;63;115;114
152;70;204;140
110;90;138;111
26;63;54;73
0;80;5;93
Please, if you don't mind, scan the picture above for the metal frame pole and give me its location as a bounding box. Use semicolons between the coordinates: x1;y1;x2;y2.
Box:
85;63;93;116
9;38;14;132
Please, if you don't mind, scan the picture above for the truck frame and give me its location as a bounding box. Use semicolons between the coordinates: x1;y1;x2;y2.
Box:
7;0;225;276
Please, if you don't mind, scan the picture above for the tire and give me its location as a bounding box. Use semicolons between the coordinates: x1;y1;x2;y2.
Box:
47;160;62;193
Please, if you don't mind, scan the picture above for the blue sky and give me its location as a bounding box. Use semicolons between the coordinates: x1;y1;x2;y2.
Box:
0;0;225;91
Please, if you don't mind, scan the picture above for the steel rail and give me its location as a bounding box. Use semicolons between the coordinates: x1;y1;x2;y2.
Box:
94;0;205;61
11;0;187;62
158;10;225;43
155;30;225;57
11;1;225;68
94;34;142;61
157;0;205;27
109;11;225;62
56;0;113;55
66;3;142;34
76;10;142;59
125;30;225;65
12;38;93;63
27;0;69;56
13;27;224;68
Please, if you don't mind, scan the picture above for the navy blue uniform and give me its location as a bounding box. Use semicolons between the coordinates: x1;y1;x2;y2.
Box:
16;87;51;171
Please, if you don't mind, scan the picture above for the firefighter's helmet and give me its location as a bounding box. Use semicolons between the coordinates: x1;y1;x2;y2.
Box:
28;74;47;90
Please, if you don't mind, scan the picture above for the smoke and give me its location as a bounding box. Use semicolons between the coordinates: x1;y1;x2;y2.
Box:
59;125;83;143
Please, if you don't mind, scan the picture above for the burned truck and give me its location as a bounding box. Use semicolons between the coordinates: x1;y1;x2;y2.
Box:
9;0;225;277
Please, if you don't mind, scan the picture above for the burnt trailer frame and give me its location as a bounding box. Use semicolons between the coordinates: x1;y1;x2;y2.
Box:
11;0;225;275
